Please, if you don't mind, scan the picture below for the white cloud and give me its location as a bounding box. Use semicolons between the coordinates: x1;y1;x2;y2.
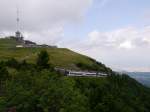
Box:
82;26;150;49
24;26;64;45
119;41;133;49
67;26;150;72
0;0;93;44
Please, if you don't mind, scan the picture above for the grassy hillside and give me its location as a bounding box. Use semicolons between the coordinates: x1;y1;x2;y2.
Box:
0;38;111;72
0;38;150;112
0;38;19;48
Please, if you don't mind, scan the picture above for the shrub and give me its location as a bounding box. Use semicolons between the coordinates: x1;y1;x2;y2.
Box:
36;50;50;69
6;58;19;69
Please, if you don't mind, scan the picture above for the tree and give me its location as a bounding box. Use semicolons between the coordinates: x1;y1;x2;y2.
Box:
0;66;9;94
0;67;9;82
6;58;19;69
36;50;50;69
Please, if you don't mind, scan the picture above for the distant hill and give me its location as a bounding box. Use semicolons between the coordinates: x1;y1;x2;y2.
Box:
0;38;111;73
128;72;150;87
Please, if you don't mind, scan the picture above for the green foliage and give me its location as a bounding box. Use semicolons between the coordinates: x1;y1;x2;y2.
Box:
0;66;8;82
76;61;112;74
6;58;19;69
0;66;9;96
36;50;50;69
2;69;88;112
0;60;150;112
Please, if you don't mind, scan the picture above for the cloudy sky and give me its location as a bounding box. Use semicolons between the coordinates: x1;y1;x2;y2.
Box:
0;0;150;72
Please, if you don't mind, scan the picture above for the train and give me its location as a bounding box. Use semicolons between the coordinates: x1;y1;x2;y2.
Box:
55;67;108;77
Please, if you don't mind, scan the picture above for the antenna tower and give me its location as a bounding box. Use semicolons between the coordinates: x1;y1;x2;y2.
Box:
15;6;23;41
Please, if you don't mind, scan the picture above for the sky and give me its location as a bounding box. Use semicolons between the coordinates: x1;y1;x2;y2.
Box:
0;0;150;72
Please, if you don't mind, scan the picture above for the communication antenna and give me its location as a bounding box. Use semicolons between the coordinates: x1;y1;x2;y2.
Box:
15;6;23;41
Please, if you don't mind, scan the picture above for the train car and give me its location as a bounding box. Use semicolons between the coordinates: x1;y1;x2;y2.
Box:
97;73;108;77
68;71;86;76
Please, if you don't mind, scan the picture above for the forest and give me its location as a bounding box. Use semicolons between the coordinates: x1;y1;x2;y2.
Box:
0;50;150;112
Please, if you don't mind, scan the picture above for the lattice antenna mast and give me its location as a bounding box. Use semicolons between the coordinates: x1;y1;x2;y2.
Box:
15;6;23;40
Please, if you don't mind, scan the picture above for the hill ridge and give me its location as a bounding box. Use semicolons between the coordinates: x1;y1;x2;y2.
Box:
0;38;112;73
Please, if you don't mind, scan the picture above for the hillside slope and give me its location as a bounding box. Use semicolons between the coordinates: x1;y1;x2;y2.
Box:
0;38;111;73
0;38;20;48
0;38;150;112
0;63;150;112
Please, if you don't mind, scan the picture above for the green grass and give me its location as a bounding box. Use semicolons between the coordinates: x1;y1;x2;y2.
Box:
0;47;97;69
0;38;109;71
0;38;19;48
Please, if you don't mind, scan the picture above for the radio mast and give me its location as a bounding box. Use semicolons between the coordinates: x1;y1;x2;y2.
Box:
15;6;23;41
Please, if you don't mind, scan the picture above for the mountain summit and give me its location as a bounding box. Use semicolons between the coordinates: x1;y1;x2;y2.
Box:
0;37;150;112
0;37;111;73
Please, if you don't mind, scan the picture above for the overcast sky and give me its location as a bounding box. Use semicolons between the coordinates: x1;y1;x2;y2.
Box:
0;0;150;72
